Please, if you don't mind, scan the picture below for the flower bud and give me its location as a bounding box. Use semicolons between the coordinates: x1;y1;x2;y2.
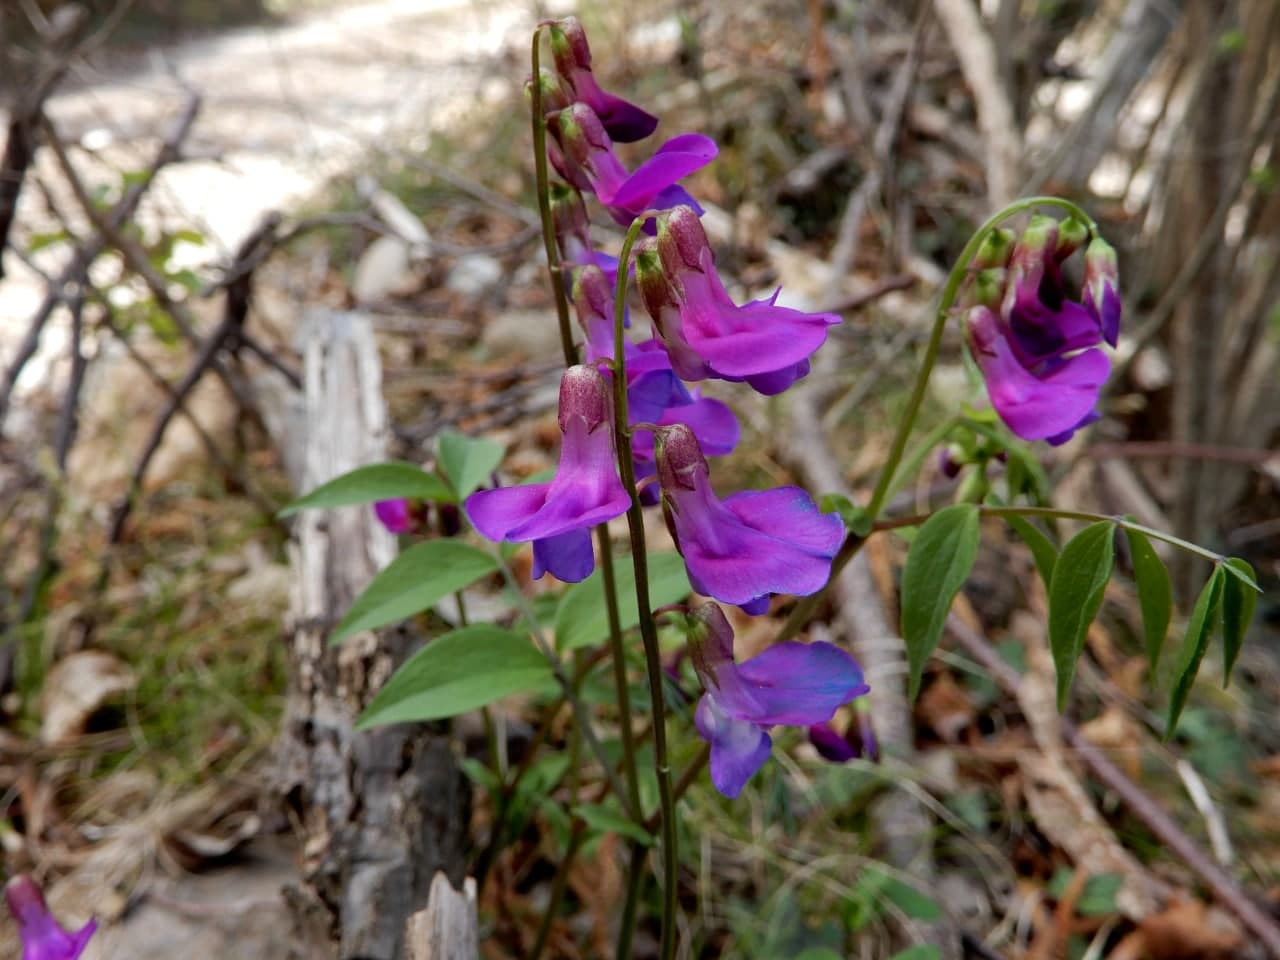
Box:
572;264;615;325
972;228;1015;270
657;205;710;276
1083;236;1121;347
971;268;1006;310
687;602;735;689
438;502;462;537
635;242;679;325
655;423;708;493
525;68;570;115
550;102;612;168
1055;216;1089;262
956;466;990;504
549;16;592;74
1011;215;1058;270
550;183;591;256
558;364;612;434
937;445;967;480
375;498;414;534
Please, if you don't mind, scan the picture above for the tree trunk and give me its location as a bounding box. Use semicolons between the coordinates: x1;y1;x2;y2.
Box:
275;309;470;960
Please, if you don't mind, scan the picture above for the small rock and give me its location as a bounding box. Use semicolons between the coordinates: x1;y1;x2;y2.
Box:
445;254;504;298
352;236;415;304
480;308;562;358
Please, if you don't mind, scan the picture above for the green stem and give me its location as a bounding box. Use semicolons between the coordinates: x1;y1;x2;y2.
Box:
529;706;585;960
597;527;642;821
529;26;577;365
612;214;679;960
875;413;964;511
615;841;647;960
864;196;1097;522
772;532;869;644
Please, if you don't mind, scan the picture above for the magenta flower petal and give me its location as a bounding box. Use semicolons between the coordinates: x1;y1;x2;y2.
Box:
968;307;1110;443
374;498;412;534
6;876;96;960
610;134;718;211
729;641;869;725
548;17;659;143
695;694;773;798
466;481;553;542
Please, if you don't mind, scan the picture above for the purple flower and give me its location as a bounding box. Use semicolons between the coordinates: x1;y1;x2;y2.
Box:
548;17;659;143
967;217;1121;445
374;498;413;534
966;305;1110;445
688;604;869;797
808;707;878;764
571;266;740;483
1082;236;1120;348
549;103;716;227
552;184;623;292
466;365;630;582
655;424;843;614
5;875;96;960
636;206;841;395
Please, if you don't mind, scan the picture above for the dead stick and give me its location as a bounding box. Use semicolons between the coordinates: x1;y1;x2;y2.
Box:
946;613;1280;957
0;95;200;430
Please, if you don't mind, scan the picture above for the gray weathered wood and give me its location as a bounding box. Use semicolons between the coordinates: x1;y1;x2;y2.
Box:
275;309;469;959
405;872;479;960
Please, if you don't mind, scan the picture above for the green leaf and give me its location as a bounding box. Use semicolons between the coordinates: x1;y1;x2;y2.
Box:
1123;527;1172;677
555;552;691;652
280;462;453;517
900;504;981;699
1047;868;1123;917
1006;514;1057;588
573;802;654;846
820;492;871;536
1048;522;1115;710
436;430;505;499
357;624;551;727
1220;558;1257;687
880;874;943;921
331;540;497;644
888;948;941;960
1167;568;1226;736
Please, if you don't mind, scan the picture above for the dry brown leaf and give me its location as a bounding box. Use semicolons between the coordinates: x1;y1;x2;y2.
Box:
1077;706;1145;781
40;651;137;747
1137;897;1243;959
917;672;975;743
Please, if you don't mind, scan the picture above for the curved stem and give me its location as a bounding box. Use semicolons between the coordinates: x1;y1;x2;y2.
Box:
529;26;577;365
863;196;1097;522
612;214;680;960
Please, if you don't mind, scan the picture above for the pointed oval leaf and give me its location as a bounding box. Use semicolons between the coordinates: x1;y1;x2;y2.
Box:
357;624;552;727
280;461;452;516
1005;514;1058;588
901;504;981;699
1048;521;1115;710
437;430;506;499
1167;568;1226;736
1221;558;1258;687
1123;527;1172;678
332;540;498;644
555;551;691;652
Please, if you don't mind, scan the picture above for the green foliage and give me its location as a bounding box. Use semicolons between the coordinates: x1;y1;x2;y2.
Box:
889;948;942;960
1220;558;1258;686
554;551;691;651
1167;568;1226;735
436;430;505;499
574;801;654;846
1005;514;1057;588
1123;527;1172;677
1047;868;1122;917
819;493;871;536
331;540;497;644
1047;521;1115;710
357;624;552;727
901;504;981;699
279;461;452;516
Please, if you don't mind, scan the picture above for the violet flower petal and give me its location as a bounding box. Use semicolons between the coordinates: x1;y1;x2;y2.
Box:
695;694;773;798
809;722;858;763
726;641;869;726
610;134;718;211
532;528;596;582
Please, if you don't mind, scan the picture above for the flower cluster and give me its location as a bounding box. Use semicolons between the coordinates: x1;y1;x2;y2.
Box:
460;17;862;795
964;216;1120;445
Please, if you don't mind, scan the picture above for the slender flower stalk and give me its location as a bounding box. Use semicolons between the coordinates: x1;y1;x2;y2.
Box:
612;213;680;960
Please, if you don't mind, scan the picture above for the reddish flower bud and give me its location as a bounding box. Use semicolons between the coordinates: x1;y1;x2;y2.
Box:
1083;236;1121;347
655;423;707;493
972;228;1015;270
559;363;612;434
1055;216;1089;262
657;204;711;276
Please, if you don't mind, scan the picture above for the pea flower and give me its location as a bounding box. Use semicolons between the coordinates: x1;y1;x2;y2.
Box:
374;498;413;534
636;206;841;395
967;217;1121;445
688;604;869;797
655;424;843;614
549;102;716;226
548;17;658;143
551;184;622;290
808;704;878;764
5;875;96;960
465;365;629;582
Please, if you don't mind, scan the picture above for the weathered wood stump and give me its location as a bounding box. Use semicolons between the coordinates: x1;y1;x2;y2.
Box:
275;309;470;959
